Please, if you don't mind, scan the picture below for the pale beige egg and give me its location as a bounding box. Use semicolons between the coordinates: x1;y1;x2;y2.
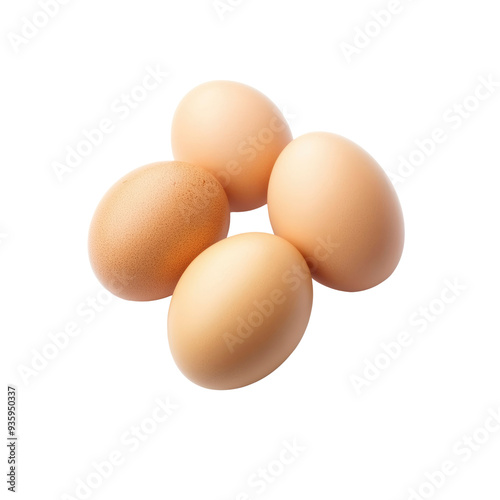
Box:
171;81;292;212
268;132;404;292
167;232;313;390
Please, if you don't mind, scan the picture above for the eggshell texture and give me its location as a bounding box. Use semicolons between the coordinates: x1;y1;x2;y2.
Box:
171;81;292;212
167;232;313;390
267;132;404;292
89;161;230;301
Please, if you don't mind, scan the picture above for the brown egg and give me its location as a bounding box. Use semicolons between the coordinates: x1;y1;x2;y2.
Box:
88;161;230;301
171;81;292;212
267;132;404;292
167;232;313;390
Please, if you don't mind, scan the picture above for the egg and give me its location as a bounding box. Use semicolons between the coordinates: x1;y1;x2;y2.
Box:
171;81;292;212
88;161;230;301
267;132;404;292
167;232;313;390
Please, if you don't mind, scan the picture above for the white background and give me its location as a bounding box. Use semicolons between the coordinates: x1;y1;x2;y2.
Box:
1;0;500;499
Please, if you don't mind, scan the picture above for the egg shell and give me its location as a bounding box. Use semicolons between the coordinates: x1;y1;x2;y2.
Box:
89;161;230;301
171;81;292;212
167;232;313;390
267;132;404;292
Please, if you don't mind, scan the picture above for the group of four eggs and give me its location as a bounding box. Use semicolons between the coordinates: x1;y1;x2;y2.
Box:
88;80;404;390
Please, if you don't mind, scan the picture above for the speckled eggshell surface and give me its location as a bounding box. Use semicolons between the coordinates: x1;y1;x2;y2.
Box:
88;161;230;301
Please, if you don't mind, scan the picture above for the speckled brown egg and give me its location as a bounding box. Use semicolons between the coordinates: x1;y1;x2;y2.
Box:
88;161;230;301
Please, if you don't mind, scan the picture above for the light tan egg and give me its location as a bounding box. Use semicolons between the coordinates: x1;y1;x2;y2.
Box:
267;132;404;292
171;81;292;212
167;232;313;390
88;161;230;301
